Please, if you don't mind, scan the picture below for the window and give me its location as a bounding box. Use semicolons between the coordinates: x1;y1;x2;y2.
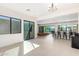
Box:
0;16;10;34
11;18;21;34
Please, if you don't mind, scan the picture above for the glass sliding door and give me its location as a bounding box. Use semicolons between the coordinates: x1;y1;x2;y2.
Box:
24;20;30;40
44;26;50;33
39;26;44;33
49;25;55;32
29;22;35;39
24;20;35;40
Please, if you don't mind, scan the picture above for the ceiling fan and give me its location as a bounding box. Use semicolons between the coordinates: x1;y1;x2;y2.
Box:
48;3;57;12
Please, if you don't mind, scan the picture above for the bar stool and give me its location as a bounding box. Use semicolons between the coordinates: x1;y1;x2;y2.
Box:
63;32;67;40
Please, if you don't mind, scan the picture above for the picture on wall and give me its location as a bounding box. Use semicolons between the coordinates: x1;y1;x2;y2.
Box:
11;18;21;34
0;16;10;34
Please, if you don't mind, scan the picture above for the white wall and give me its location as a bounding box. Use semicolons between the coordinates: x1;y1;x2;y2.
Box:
0;6;37;48
76;12;79;33
37;13;78;24
38;7;79;20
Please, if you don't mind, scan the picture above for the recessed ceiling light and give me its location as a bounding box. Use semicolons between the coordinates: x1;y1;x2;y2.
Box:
26;9;31;11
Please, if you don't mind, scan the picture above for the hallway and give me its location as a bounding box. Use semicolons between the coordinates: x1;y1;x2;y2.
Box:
24;34;79;56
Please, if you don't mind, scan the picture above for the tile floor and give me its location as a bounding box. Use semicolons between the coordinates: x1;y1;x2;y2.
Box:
24;34;79;56
1;34;79;56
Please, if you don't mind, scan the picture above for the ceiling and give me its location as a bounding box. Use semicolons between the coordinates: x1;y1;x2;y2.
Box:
0;3;79;20
37;13;78;24
0;3;49;17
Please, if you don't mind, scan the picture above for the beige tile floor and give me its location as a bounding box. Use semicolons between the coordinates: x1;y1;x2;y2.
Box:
24;34;79;56
1;34;79;56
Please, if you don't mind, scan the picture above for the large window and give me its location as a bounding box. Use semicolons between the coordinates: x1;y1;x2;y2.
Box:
0;15;21;34
11;18;21;34
58;24;78;33
0;16;10;34
39;25;55;33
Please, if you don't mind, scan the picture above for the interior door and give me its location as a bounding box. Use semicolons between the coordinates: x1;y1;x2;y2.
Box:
24;20;30;40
